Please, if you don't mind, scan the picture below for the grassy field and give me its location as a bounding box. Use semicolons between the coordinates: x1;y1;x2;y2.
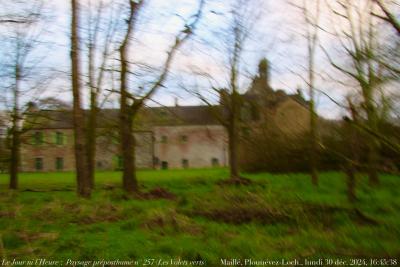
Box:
0;169;399;265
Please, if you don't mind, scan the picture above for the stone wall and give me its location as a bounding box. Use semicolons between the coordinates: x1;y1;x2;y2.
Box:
238;97;311;172
272;98;310;136
20;129;154;172
153;125;228;169
20;129;75;172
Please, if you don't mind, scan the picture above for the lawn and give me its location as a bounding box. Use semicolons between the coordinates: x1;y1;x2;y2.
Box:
0;169;399;266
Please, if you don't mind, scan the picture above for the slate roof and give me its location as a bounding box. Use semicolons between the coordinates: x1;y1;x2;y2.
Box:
24;110;74;129
140;106;220;127
24;105;221;130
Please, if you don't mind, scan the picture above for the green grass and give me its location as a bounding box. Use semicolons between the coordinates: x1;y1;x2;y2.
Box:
0;169;399;265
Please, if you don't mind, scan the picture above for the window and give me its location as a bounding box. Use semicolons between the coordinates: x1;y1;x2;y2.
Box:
112;136;119;145
161;161;168;170
35;158;43;171
33;131;43;145
97;161;103;169
242;127;251;138
182;159;189;169
153;157;160;166
117;156;123;170
211;158;219;167
251;105;260;121
113;155;123;170
241;105;252;121
55;132;64;145
180;135;188;143
55;157;63;170
161;136;168;143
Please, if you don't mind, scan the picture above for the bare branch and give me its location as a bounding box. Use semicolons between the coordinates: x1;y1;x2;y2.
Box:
372;0;400;35
134;0;205;109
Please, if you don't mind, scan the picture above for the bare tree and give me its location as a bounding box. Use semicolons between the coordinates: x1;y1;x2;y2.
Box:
302;0;322;186
0;0;48;190
190;0;259;182
323;0;390;186
344;97;361;202
118;0;204;193
222;4;250;181
84;0;118;188
71;0;91;197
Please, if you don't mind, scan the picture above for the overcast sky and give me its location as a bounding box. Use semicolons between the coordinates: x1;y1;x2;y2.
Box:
1;0;398;119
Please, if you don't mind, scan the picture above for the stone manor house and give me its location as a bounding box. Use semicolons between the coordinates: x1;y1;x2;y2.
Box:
20;60;310;172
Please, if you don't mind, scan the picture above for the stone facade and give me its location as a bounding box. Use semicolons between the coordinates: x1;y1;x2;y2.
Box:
269;98;310;136
20;128;154;172
19;59;310;172
153;125;228;169
243;58;310;136
93;131;153;171
21;129;75;172
19;105;227;172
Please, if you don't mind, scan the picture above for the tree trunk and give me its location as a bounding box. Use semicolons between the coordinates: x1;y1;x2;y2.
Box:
310;100;319;186
307;23;319;187
346;99;360;203
71;0;91;198
119;33;136;192
9;114;19;190
86;9;100;189
9;64;21;190
120;108;138;193
346;117;357;203
364;96;380;186
228;93;240;180
86;91;97;189
118;0;141;193
364;21;380;186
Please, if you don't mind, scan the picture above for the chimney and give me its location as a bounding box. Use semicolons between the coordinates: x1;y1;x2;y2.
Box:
174;97;179;107
258;58;270;89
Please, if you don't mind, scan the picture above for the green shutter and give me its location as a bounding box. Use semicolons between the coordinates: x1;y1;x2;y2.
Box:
35;158;43;171
112;156;118;170
32;132;43;145
56;157;63;170
113;155;123;170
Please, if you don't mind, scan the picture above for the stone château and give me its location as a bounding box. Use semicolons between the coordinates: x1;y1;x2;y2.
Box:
20;60;310;172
